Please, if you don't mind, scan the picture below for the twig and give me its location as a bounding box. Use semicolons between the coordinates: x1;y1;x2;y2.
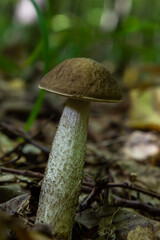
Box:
112;194;160;216
81;185;92;193
0;121;50;154
0;142;25;161
107;182;160;200
82;180;160;201
26;139;50;153
0;167;44;179
79;177;108;211
99;135;128;147
0;154;21;167
0;120;50;166
80;178;160;214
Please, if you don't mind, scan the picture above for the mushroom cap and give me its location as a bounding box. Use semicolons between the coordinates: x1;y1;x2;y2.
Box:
39;58;122;102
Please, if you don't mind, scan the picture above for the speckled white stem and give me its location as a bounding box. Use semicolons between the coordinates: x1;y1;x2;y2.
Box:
36;99;90;240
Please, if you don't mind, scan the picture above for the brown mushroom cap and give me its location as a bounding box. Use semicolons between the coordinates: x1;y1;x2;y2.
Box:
39;58;122;102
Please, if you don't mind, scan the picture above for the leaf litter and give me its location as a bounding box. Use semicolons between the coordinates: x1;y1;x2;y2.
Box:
0;74;160;239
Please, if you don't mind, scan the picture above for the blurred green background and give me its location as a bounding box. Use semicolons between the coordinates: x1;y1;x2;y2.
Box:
0;0;160;130
1;0;160;79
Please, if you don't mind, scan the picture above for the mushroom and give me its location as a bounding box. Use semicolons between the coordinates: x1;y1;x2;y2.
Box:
35;58;122;240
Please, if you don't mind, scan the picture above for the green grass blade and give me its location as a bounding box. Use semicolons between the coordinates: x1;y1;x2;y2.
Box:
24;89;45;131
24;0;50;131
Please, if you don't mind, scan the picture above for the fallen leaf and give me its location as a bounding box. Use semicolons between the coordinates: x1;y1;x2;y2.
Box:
122;131;159;162
127;225;156;240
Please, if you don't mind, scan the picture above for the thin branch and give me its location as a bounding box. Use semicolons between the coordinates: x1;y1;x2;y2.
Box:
0;121;50;154
82;180;160;201
26;139;50;153
81;185;92;193
0;142;25;161
0;154;21;167
107;182;160;200
112;194;160;216
79;177;108;211
0;167;44;179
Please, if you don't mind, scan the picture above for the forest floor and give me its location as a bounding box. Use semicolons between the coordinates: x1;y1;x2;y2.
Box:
0;73;160;240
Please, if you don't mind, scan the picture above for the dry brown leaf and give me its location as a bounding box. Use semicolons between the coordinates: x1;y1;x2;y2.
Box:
127;225;156;240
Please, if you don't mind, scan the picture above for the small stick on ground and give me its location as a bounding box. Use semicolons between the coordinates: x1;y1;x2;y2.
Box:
112;194;160;216
82;179;160;201
0;121;50;154
0;142;25;161
0;154;21;167
107;182;160;200
79;177;108;211
0;167;44;179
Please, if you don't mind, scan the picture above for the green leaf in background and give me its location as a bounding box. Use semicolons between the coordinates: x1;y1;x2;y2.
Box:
24;0;50;132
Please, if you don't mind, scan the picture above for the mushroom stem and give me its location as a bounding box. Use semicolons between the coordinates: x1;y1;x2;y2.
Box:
36;99;90;240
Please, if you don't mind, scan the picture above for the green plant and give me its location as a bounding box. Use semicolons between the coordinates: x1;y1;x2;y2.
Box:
24;0;50;131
